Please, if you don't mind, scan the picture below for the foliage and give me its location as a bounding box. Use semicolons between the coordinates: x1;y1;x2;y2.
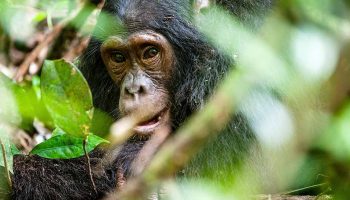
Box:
31;128;108;159
0;0;350;199
0;130;21;173
0;59;109;197
33;60;108;158
41;59;93;137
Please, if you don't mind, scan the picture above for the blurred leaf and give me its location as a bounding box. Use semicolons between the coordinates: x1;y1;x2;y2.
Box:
0;5;39;42
41;59;93;137
197;6;289;91
93;11;125;41
32;11;47;23
318;102;350;161
0;73;21;126
91;109;114;137
17;83;54;131
0;72;53;131
27;77;54;128
165;180;235;200
0;1;9;34
37;0;76;19
0;167;11;200
30;132;109;159
69;3;96;30
0;129;22;173
32;75;41;99
11;143;21;156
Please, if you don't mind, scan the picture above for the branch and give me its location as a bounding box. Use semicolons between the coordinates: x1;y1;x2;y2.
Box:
47;2;98;60
14;1;99;82
83;138;97;194
14;23;64;82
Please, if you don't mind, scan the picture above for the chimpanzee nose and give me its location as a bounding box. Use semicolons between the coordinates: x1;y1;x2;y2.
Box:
123;72;147;97
125;83;145;95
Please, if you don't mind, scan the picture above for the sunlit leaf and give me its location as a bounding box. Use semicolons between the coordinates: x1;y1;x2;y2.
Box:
32;11;47;23
41;59;93;137
30;132;109;159
51;127;66;137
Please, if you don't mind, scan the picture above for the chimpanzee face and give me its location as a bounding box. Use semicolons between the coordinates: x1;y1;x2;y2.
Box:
100;30;174;136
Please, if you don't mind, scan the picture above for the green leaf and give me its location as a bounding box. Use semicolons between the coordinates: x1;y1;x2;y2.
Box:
32;11;47;23
11;143;21;155
317;102;350;161
0;129;22;173
0;73;21;126
32;75;41;99
30;133;109;159
91;109;114;137
0;72;53;130
41;59;93;137
51;127;66;137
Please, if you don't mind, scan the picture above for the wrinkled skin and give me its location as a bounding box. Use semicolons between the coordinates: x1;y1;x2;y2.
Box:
100;30;173;136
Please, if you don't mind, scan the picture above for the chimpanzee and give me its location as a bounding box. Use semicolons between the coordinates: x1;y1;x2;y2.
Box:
12;0;273;199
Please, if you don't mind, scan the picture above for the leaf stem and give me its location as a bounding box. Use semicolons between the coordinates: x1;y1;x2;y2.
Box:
83;137;97;194
282;183;327;195
0;139;12;189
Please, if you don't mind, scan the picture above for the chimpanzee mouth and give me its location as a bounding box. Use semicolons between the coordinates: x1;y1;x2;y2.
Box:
134;107;169;134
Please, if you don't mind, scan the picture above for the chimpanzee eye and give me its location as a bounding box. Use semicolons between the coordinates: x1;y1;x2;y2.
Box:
111;51;126;63
143;46;159;59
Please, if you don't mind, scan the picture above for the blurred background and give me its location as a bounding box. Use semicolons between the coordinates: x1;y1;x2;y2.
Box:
0;0;350;199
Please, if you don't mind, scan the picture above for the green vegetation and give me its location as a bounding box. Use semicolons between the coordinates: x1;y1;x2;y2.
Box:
0;0;350;199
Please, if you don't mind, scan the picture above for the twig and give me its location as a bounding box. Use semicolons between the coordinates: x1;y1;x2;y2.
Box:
47;2;97;60
14;23;64;82
327;45;350;112
14;1;99;82
63;37;90;61
83;138;97;194
0;139;12;189
282;183;327;195
130;126;171;177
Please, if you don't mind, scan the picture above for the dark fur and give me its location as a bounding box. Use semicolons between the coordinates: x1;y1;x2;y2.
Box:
12;150;112;200
12;141;146;200
12;0;272;199
80;0;272;182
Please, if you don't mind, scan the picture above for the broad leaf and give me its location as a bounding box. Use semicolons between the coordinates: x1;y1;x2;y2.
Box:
30;133;109;159
41;59;93;137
